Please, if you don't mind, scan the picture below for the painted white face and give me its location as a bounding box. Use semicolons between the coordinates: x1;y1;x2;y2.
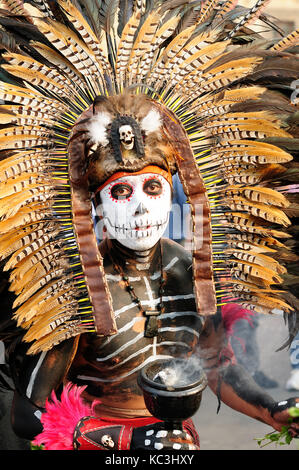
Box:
97;172;172;251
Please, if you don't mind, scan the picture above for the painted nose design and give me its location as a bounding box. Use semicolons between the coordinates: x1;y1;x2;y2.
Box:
134;202;149;215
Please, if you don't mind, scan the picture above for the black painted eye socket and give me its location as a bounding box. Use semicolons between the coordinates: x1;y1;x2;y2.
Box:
143;178;162;196
111;183;133;199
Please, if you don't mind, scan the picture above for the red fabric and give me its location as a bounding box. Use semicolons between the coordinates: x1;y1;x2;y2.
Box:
220;303;255;366
221;303;254;338
75;415;199;450
33;383;199;450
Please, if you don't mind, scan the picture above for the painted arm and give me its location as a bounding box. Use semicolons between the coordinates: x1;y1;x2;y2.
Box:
9;337;79;440
198;315;299;437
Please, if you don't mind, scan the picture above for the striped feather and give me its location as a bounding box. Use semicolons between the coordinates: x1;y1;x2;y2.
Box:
225;212;291;238
23;310;76;342
225;0;271;39
30;17;102;95
57;0;112;73
26;321;90;354
0;203;52;235
135;15;181;82
149;24;197;87
226;249;286;274
4;232;60;272
197;0;218;25
30;41;87;92
0;223;58;262
225;196;291;226
224;186;290;208
271;28;299;52
0;82;64;111
2;0;27;15
115;12;141;87
2;63;73;98
213;1;238;21
127;10;161;84
180;57;263;98
13;276;74;312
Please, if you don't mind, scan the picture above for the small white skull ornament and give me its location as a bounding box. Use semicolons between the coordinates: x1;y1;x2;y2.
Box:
101;434;115;448
119;125;134;150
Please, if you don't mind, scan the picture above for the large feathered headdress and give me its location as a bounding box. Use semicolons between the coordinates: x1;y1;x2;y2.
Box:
0;0;298;354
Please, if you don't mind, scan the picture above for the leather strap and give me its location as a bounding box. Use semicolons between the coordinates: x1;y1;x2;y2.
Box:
68;105;117;336
156;103;216;316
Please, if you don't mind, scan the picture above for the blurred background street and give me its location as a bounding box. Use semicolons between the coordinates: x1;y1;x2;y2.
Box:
195;313;299;451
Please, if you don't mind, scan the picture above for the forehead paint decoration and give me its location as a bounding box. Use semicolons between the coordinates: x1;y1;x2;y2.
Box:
0;1;296;355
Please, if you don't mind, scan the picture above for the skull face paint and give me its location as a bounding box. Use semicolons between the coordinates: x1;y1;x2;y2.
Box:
97;172;172;251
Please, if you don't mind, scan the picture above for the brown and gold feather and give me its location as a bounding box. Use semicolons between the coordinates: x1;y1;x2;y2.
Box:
0;0;297;354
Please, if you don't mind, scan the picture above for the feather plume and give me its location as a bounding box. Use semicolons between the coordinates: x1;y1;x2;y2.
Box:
271;28;299;53
57;0;111;73
32;383;93;450
12;276;74;313
14;291;75;327
224;186;290;208
226;249;286;274
2;0;28;16
135;14;181;82
30;17;102;95
149;24;197;86
0;0;298;354
213;1;238;22
127;10;161;84
180;57;264;99
115;11;141;86
0;223;58;261
23;310;76;342
225;196;291;226
26;322;90;354
225;0;271;39
197;0;218;25
30;41;86;90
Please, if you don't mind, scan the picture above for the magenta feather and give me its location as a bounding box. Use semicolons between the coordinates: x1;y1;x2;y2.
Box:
33;382;97;450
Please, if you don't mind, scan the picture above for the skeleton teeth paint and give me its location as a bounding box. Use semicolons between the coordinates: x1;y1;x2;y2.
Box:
97;172;172;250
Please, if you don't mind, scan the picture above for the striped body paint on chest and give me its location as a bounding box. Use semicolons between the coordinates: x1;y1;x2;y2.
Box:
75;256;203;385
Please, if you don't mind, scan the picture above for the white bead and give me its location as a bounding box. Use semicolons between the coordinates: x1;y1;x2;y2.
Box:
173;429;182;435
146;430;154;436
156;430;168;438
278;401;288;406
154;443;164;450
145;439;151;446
34;410;42;420
173;443;181;450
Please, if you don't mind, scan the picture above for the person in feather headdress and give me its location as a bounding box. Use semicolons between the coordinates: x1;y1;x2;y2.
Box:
0;0;298;451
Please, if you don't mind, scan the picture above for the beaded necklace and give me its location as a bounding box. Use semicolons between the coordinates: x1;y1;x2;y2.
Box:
108;241;166;338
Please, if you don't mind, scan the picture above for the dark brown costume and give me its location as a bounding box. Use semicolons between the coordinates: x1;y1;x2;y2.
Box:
0;0;298;451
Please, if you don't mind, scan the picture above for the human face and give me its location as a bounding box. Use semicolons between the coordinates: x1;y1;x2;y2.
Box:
97;172;172;251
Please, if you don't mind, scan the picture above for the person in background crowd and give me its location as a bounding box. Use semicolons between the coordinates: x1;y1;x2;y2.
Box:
286;332;299;391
